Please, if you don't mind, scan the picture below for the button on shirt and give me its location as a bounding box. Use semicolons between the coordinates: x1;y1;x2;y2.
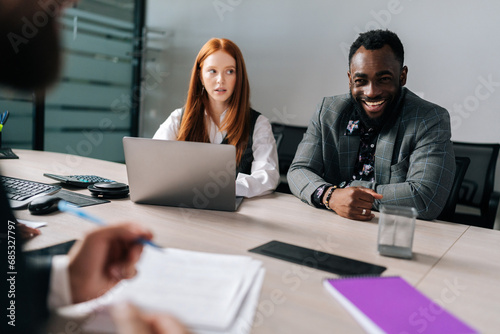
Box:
153;108;280;198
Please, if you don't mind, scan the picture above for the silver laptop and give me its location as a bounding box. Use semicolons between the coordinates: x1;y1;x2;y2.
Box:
123;137;243;211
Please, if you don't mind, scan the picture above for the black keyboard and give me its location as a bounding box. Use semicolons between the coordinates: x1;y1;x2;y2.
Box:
43;173;115;188
1;176;61;209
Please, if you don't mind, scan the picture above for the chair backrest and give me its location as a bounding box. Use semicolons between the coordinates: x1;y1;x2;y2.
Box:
271;123;307;175
273;132;283;152
453;142;500;214
438;156;470;222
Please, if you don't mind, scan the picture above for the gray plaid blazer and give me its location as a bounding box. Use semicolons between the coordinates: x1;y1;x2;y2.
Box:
287;88;455;220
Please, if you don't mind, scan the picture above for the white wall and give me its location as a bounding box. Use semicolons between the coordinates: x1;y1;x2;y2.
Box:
143;0;500;226
143;0;500;141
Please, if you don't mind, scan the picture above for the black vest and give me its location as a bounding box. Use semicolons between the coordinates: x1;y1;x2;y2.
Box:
179;108;261;176
222;109;260;175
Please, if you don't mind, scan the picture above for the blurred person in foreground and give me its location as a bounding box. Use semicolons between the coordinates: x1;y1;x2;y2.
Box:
0;1;189;333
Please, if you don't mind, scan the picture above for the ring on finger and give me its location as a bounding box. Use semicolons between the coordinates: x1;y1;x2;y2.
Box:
362;209;367;215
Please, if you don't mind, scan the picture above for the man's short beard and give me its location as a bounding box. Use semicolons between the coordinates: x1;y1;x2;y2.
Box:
350;88;402;130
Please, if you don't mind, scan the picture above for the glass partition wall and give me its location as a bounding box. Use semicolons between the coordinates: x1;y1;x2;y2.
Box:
0;0;144;163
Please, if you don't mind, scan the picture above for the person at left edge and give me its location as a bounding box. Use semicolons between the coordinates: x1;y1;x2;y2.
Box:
153;38;280;198
0;1;190;334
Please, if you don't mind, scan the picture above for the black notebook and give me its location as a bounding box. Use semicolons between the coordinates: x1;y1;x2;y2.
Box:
249;240;386;276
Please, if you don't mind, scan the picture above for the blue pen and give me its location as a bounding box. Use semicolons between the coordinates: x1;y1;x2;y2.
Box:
1;110;9;125
57;200;162;250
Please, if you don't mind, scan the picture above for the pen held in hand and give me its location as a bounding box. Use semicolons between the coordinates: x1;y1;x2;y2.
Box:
57;200;162;250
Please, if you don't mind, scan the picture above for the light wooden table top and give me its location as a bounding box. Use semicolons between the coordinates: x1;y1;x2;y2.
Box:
2;149;499;333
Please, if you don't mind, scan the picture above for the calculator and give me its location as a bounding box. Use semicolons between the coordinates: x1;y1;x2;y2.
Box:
43;173;115;188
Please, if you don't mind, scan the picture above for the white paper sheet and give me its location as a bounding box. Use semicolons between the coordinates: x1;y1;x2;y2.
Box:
74;247;264;334
17;219;47;228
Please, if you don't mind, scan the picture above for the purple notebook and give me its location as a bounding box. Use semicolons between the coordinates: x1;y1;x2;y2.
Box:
323;276;477;334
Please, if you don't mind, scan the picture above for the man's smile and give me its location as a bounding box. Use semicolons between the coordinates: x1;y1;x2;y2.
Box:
361;99;387;116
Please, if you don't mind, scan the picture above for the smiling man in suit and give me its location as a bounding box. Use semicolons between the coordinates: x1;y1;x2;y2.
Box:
288;29;455;221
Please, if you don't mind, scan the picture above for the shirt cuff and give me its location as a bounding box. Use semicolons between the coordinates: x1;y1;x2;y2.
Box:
48;255;72;309
311;184;331;208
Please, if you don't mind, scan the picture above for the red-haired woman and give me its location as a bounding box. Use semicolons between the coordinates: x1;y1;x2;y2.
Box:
153;38;279;198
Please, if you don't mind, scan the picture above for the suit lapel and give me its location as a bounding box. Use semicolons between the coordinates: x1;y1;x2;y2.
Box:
375;88;408;184
375;113;401;185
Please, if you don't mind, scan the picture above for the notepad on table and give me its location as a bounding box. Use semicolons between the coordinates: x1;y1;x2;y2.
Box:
323;276;477;334
71;247;264;334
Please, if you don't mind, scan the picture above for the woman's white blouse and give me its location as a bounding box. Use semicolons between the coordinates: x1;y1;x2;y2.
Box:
153;108;280;198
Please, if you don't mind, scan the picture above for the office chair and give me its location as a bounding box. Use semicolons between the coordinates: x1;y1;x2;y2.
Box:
437;156;470;222
453;142;500;229
273;132;283;152
271;123;308;194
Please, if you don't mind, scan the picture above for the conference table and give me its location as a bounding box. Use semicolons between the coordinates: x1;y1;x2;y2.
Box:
2;149;499;333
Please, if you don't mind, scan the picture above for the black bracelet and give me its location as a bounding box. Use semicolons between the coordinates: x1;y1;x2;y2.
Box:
324;185;337;210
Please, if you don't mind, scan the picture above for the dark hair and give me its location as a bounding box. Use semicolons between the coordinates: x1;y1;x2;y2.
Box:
0;26;61;91
0;2;61;91
348;29;404;68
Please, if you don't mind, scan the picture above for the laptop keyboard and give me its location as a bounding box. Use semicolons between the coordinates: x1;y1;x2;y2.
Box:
1;176;61;208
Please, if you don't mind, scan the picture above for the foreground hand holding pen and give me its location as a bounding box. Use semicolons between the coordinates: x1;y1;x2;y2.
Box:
55;201;192;333
58;200;162;250
63;218;156;304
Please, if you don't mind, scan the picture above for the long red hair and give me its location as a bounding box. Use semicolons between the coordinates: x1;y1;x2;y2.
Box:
177;38;251;164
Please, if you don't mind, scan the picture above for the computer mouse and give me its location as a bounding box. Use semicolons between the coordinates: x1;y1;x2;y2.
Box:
28;195;61;215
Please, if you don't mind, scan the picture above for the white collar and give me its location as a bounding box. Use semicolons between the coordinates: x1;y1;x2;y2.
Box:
204;108;228;124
